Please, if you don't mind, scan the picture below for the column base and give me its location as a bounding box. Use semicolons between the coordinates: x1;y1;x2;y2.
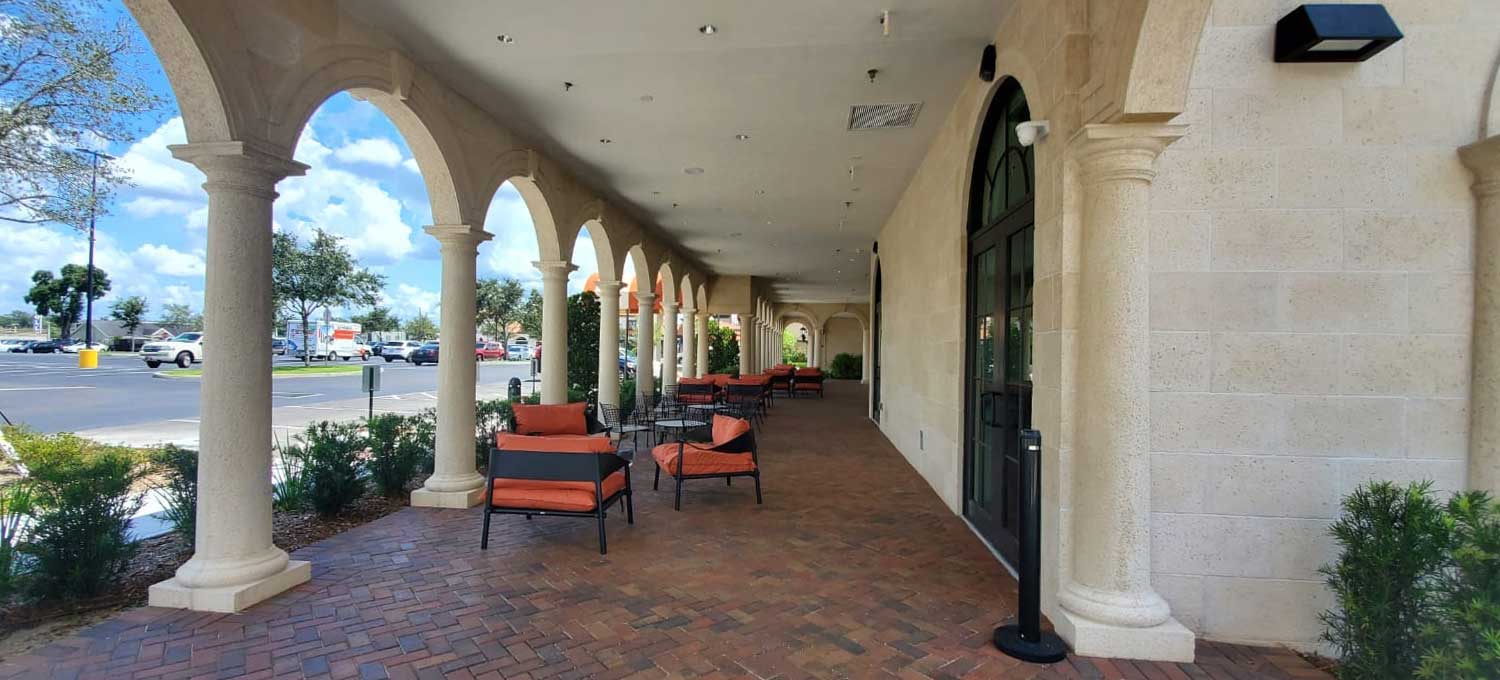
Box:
410;485;485;508
149;560;310;613
1052;607;1196;663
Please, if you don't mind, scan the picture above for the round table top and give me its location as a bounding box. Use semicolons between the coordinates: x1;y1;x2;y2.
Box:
685;403;729;411
655;419;707;429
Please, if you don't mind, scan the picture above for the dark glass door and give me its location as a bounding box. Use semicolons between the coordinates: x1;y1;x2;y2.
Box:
872;264;882;421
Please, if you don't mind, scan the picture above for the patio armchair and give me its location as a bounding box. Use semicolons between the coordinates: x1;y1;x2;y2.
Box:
793;368;824;398
702;373;732;391
483;433;634;554
677;378;717;405
651;415;762;510
507;402;605;436
599;403;653;453
723;381;765;427
768;368;793;398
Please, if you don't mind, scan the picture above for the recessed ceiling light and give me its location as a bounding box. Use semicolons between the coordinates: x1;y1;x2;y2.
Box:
599;138;612;144
735;133;750;141
729;232;743;237
699;24;718;35
684;167;704;175
496;34;515;44
755;189;765;196
652;191;661;195
640;95;654;103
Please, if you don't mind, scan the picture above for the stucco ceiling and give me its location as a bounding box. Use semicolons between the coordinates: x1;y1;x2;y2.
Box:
339;0;1009;302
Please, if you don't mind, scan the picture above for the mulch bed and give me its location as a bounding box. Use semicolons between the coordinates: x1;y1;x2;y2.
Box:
0;485;418;657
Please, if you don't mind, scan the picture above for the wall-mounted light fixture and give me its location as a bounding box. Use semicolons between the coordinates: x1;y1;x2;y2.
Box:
1275;4;1402;63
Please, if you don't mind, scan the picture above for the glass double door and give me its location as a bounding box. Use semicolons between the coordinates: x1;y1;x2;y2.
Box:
964;218;1033;565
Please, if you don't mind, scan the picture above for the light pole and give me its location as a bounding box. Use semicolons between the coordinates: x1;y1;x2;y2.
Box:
75;148;113;349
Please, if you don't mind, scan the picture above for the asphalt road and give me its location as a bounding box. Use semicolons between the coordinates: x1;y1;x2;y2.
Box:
0;352;538;433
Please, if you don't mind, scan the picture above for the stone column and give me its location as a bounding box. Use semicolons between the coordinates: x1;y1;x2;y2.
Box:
149;142;310;613
696;312;709;376
596;281;622;416
681;304;698;378
411;225;492;509
536;260;575;404
739;315;754;375
636;293;656;402
1053;124;1194;662
1462;135;1500;494
861;328;871;384
661;295;678;388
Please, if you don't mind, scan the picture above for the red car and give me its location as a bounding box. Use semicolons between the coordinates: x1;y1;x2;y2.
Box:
476;341;507;361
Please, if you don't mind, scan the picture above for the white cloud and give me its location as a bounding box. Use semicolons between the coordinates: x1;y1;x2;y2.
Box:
135;243;205;277
402;158;420;174
115;117;199;199
385;283;440;322
333;138;404;168
278;127;417;264
480;184;543;287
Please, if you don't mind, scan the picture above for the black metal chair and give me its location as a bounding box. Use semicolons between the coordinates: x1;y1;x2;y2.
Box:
724;383;764;428
481;441;633;554
650;417;761;510
600;403;652;453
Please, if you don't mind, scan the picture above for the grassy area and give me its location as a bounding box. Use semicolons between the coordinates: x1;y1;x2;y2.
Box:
160;364;364;378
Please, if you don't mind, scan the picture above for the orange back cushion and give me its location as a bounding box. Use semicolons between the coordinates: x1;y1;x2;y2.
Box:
710;415;751;447
511;402;588;436
495;432;613;453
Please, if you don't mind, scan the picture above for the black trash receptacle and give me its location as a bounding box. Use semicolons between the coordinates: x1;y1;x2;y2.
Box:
508;377;522;400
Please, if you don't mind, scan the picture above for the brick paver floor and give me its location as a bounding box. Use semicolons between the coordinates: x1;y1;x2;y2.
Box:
0;381;1331;679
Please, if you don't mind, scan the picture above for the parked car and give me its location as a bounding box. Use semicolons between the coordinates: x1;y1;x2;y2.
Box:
0;339;28;352
60;341;107;353
410;341;440;366
506;343;530;360
140;332;205;368
271;337;288;356
379;340;422;362
28;339;66;354
476;342;506;361
620;351;636;377
7;340;37;353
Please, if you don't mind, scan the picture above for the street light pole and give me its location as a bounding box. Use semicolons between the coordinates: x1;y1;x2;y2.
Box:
75;148;113;347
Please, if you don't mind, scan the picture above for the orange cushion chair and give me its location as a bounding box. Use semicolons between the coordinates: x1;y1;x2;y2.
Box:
676;377;717;404
483;432;633;554
793;368;824;398
509;402;600;436
650;415;761;510
701;373;733;390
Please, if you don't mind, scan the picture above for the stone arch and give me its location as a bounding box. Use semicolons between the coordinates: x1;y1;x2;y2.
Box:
679;273;696;308
696;283;710;311
578;219;620;284
1483;53;1500;138
658;261;679;307
124;0;235;143
476;151;573;263
825;309;868;335
627;244;659;295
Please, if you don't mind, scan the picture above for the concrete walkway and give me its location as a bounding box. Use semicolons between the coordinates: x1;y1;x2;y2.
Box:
0;381;1330;679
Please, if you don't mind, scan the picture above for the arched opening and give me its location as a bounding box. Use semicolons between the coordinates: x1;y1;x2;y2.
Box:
963;77;1034;565
476;179;554;349
782;321;811;366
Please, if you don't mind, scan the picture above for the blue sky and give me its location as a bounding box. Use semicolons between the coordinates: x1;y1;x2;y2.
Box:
0;1;613;324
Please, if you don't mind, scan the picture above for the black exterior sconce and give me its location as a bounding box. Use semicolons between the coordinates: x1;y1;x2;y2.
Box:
1275;4;1402;63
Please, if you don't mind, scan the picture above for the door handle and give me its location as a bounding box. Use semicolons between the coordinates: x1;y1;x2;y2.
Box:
980;391;998;427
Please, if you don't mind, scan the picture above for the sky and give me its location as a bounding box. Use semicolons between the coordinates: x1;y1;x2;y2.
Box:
0;1;620;325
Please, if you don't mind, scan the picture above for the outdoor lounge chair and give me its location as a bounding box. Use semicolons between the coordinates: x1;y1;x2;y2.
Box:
483;433;634;554
768;368;793;398
792;368;824;398
723;380;765;427
677;378;716;405
507;402;606;436
651;415;761;510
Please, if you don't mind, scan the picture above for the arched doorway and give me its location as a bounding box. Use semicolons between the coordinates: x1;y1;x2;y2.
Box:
963;78;1034;564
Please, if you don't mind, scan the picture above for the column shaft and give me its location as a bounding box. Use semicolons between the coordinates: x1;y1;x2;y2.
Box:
1461;136;1500;494
739;315;754;375
411;225;491;509
1055;124;1192;661
681;306;698;378
149;142;310;613
661;299;678;387
636;293;656;403
536;260;575;404
597;281;622;414
696;312;709;376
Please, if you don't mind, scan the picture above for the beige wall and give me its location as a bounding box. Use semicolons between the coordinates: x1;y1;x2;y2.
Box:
873;0;1498;653
820;317;864;370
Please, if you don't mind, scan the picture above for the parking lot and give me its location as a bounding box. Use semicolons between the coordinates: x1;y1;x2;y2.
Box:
0;352;538;445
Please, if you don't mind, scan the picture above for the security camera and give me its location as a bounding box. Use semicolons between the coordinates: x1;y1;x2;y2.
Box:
1015;120;1050;147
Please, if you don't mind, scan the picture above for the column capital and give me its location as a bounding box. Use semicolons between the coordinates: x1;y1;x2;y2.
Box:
532;259;578;282
170;141;308;199
1067;123;1186;186
681;305;697;314
636;291;657;302
595;280;623;293
424;224;491;250
1460;135;1500;197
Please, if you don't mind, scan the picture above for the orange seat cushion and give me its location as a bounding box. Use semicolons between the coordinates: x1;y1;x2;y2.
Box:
702;374;732;388
490;470;626;511
651;443;756;476
494;433;613;452
711;415;751;447
512;402;589;436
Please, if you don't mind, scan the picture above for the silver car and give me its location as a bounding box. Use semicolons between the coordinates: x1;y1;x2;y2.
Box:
380;340;423;362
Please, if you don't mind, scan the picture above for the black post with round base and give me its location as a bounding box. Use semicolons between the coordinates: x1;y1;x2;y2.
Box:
994;429;1067;664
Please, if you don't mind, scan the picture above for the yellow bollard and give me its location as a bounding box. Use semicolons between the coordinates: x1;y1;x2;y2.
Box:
78;348;98;369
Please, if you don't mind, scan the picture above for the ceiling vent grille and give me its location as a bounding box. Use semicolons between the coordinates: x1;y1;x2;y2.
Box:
847;103;922;130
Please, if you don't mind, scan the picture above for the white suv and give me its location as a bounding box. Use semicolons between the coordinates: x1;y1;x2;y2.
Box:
141;332;205;369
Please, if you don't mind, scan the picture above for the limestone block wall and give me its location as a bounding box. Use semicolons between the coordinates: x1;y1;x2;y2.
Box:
1146;2;1500;649
820;317;864;370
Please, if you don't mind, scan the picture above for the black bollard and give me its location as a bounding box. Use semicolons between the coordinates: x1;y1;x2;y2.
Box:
508;377;522;401
994;428;1067;663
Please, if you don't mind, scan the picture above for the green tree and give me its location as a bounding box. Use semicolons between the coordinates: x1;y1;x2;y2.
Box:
566;291;600;399
24;264;109;339
108;295;147;350
519;288;544;338
476;277;525;342
272;229;385;365
159;302;201;330
0;0;161;227
351;306;400;333
403;312;437;341
707;319;739;375
0;310;33;328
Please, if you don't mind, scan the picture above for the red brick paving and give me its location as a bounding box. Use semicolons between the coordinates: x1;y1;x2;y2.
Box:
0;381;1331;679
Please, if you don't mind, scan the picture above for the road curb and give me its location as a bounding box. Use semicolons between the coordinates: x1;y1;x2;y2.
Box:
151;369;370;380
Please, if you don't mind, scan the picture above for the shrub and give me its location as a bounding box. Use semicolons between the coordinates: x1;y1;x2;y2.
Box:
0;483;32;599
272;439;310;513
1320;481;1450;680
407;408;437;473
474;398;514;467
17;434;148;599
298;422;366;516
567;292;600;399
149;444;197;544
519;389;588;405
829;353;862;379
1417;491;1500;679
707;319;739;375
619;377;636;418
367;414;423;498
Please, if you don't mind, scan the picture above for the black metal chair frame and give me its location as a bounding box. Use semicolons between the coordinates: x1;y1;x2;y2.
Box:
769;372;793;398
600;403;653;453
792;372;825;399
481;446;633;554
653;424;762;511
723;383;764;428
